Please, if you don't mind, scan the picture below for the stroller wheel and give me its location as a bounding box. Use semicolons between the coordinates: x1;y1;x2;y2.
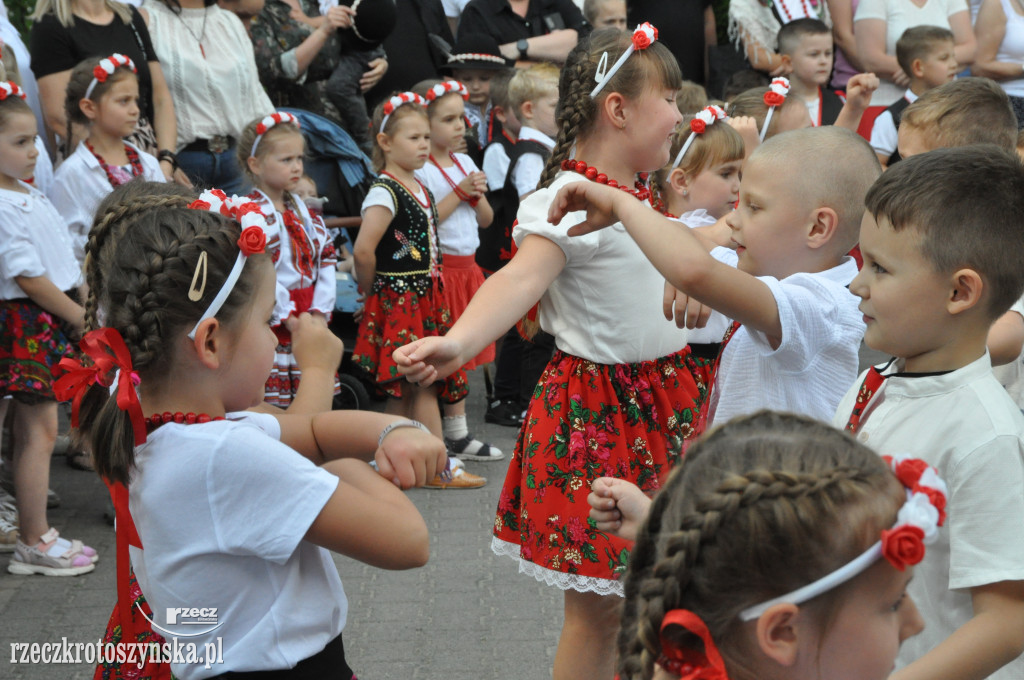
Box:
333;374;371;411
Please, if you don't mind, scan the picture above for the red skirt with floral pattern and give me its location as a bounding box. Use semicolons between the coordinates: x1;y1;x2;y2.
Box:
0;300;73;402
352;278;468;403
492;347;702;594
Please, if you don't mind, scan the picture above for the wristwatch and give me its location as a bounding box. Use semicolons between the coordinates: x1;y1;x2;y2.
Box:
517;38;529;60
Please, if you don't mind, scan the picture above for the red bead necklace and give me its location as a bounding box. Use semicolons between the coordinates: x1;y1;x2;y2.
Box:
429;153;480;207
86;141;144;188
381;171;432;210
145;412;225;433
560;159;652;203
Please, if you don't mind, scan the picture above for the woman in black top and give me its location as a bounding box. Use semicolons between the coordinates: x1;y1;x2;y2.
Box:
30;0;183;181
456;0;587;64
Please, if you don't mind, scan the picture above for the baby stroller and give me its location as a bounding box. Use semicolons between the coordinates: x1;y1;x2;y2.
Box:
280;108;374;410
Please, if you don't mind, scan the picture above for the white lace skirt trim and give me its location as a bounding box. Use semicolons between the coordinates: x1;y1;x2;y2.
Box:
491;536;625;597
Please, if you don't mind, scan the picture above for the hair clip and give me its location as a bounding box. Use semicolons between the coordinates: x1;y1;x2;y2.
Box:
658;610;729;680
186;189;270;339
759;77;791;142
381;91;426;131
425;80;469;104
673;105;728;169
590;22;659;98
84;53;137;101
0;81;26;101
250;111;301;158
739;454;946;622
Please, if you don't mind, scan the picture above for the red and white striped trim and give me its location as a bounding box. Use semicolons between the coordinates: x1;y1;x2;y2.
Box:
0;80;27;102
85;53;137;100
381;91;427;130
425;80;469;104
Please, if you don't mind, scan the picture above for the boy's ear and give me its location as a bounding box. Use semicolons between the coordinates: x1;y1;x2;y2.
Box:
493;105;507;124
520;100;534;122
754;603;802;667
79;98;98;120
910;58;925;79
806;206;839;250
947;268;985;316
780;54;793;72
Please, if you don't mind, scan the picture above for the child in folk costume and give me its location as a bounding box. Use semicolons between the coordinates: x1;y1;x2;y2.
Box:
394;26;702;677
51;54;165;265
352;93;486;489
238;112;339;408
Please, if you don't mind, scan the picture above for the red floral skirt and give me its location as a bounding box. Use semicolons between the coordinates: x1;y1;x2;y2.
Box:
492;347;702;595
352;278;468;403
94;568;171;680
0;299;72;402
442;254;494;370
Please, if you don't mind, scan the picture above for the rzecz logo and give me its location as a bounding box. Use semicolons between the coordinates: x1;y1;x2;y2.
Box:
166;608;218;625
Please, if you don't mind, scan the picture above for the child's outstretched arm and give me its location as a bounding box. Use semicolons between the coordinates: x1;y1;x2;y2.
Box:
306;457;430;569
15;275;85;335
283;312;344;414
892;580;1024;680
833;73;880;132
588;477;653;543
393;233;566;384
548;182;784;346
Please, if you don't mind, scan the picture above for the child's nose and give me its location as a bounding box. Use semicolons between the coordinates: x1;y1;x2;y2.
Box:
899;595;925;641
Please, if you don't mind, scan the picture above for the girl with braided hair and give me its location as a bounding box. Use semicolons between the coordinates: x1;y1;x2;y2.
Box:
394;26;703;678
0;79;94;575
595;411;936;680
67;180;446;678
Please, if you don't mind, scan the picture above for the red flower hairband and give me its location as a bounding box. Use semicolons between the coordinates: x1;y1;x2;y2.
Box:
53;328;147;447
591;22;659;97
85;53;137;100
658;609;729;680
425;80;469;103
759;77;791;141
381;91;426;130
0;81;26;101
673;105;728;168
250;111;301;157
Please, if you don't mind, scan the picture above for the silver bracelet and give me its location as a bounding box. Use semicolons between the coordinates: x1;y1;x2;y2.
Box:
377;419;429;447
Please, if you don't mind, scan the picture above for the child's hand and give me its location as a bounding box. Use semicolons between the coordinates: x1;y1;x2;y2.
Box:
726;115;760;156
457;173;481;198
588;477;652;542
843;73;879;110
319;5;354;33
470;171;488;196
375;426;448;489
662;281;712;330
547;181;625;235
287;312;343;375
392;336;465;384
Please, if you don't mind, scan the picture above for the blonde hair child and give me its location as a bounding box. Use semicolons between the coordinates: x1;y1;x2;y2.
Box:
50;54;165;265
394;26;705;677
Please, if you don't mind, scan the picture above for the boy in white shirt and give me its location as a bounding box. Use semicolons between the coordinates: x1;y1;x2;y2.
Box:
507;62;559;199
777;18;846;127
546;126;880;426
834;145;1024;680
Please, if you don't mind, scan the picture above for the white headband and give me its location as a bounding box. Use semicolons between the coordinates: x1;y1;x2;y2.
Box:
186;190;271;339
250;112;301;158
590;22;658;98
380;91;426;131
739;454;947;621
85;54;137;101
759;77;791;142
672;105;728;169
425;80;469;104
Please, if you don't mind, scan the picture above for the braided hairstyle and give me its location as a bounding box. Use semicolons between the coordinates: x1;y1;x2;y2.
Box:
539;28;682;189
617;411;905;680
77;181;271;484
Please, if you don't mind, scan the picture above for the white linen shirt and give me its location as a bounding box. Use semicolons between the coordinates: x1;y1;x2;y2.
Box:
672;211;733;345
512;126;555;197
513;172;688;364
709;253;864;425
832;354;1024;679
483;141;511;191
50;141;164;265
0;181;81;299
870;89;917;159
415;153;483;256
129;413;345;680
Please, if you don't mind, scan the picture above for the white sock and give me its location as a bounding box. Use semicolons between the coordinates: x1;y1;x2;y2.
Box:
443;414;468;440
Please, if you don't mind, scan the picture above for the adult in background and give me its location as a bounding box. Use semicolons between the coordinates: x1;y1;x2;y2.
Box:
627;0;715;85
142;0;273;193
366;0;453;108
29;0;183;181
973;0;1024;126
456;0;587;65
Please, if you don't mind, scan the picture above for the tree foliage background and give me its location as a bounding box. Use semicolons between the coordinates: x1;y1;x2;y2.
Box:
5;0;33;35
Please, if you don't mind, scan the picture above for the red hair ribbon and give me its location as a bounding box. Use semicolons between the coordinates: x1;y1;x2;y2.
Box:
658;610;729;680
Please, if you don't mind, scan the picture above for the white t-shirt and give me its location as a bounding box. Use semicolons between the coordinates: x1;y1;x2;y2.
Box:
441;0;473;18
512;126;555;198
415;153;482;256
0;182;81;299
483;142;511;192
709;254;864;425
997;0;1024;97
129;412;345;680
854;0;966;105
671;211;734;346
833;354;1024;680
513;172;689;364
870;89;917;159
50;141;165;265
993;296;1024;407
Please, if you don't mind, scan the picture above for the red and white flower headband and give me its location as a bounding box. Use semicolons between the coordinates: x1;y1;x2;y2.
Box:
381;91;426;131
85;53;137;101
186;189;270;339
425;80;469;104
759;77;791;142
590;22;658;98
250;111;301;158
672;105;728;169
738;454;946;622
0;80;26;101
